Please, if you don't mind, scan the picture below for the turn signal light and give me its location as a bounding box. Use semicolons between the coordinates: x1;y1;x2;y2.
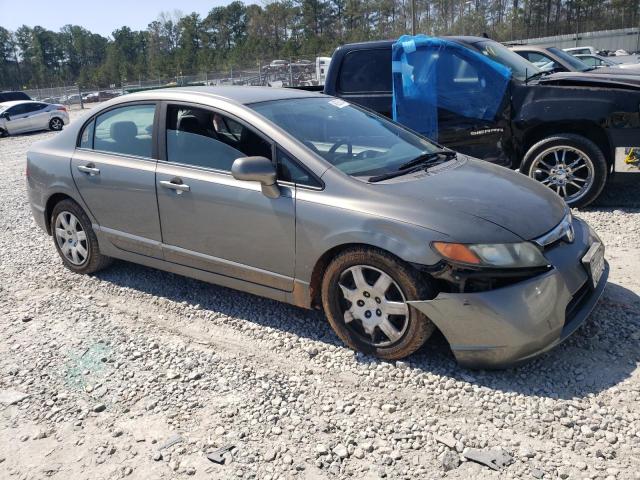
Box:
432;242;481;264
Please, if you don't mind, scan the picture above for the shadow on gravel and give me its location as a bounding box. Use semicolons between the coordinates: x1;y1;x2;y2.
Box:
587;175;640;209
95;254;640;401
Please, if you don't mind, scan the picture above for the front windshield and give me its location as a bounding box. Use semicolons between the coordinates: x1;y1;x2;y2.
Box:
548;47;591;71
473;40;541;81
250;97;442;178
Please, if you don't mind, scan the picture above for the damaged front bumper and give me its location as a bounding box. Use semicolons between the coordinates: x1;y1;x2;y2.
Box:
409;218;608;368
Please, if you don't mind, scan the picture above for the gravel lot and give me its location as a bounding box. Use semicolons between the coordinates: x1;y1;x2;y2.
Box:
1;110;639;480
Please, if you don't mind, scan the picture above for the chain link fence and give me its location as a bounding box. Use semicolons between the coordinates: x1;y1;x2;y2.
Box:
14;57;332;109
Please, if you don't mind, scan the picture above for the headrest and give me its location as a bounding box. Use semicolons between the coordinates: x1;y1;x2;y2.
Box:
178;115;205;135
110;121;138;142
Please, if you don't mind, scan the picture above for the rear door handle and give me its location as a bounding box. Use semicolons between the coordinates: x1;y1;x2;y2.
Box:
159;179;190;194
77;164;100;176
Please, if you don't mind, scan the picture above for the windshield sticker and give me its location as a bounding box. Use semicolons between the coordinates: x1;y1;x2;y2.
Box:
328;99;349;108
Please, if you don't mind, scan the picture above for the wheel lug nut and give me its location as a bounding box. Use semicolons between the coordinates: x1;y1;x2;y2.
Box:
364;311;372;318
375;297;381;304
376;309;382;316
357;300;365;307
363;292;370;298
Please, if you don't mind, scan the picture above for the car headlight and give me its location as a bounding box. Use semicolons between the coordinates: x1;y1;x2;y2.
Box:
432;241;549;268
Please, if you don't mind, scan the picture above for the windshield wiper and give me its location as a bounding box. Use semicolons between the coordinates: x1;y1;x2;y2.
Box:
369;150;456;182
525;70;551;82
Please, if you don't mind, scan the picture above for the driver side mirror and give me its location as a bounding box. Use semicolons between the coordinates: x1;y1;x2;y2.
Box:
231;156;280;199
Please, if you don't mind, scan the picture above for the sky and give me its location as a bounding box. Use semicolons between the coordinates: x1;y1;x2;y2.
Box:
0;0;242;36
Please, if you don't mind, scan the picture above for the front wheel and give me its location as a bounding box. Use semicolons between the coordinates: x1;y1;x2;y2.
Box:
321;247;437;360
521;134;608;208
49;117;64;131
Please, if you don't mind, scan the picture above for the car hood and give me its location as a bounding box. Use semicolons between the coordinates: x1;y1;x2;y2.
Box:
538;70;640;89
365;157;567;243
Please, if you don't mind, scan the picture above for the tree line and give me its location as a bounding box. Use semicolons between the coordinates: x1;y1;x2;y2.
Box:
1;0;638;89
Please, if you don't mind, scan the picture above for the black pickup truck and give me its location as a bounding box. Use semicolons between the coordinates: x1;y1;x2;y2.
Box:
321;36;640;207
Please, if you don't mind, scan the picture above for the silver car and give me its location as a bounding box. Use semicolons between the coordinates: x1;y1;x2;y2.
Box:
26;87;608;368
0;100;69;136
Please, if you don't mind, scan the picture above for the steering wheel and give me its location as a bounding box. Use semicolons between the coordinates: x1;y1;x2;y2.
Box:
328;140;352;160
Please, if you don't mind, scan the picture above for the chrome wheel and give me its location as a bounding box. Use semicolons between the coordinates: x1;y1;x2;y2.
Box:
50;118;63;130
54;211;88;265
529;146;594;204
337;265;409;347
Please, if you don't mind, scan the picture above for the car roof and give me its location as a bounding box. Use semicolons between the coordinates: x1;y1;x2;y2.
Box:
510;45;549;51
124;86;324;105
338;35;494;51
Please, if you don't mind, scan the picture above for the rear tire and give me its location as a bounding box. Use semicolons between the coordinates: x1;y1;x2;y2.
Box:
521;134;608;208
0;128;8;138
50;199;112;274
49;117;64;131
321;247;437;360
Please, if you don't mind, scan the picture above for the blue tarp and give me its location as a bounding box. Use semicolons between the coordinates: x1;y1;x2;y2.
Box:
392;35;512;140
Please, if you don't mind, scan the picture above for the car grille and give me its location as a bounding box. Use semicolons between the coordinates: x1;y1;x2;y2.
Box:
563;280;591;332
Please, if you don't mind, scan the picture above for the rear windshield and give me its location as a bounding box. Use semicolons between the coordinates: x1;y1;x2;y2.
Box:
549;47;591;71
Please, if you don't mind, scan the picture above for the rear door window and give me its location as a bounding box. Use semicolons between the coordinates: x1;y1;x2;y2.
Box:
338;49;392;93
93;104;155;158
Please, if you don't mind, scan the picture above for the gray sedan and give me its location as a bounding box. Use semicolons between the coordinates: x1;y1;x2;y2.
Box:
0;100;69;136
26;87;608;368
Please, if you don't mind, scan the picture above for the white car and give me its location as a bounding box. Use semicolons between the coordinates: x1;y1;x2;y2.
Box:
575;54;640;72
0;100;69;136
563;46;597;55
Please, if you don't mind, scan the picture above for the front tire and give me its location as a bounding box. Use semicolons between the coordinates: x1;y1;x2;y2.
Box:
50;199;112;274
49;117;64;131
521;134;608;208
321;247;437;360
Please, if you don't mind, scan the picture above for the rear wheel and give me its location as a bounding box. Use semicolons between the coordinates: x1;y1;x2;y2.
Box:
0;128;8;138
49;117;64;131
522;134;608;208
321;247;437;360
50;199;112;274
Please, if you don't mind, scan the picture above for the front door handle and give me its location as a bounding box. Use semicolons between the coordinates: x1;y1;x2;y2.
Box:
77;164;100;176
159;179;190;194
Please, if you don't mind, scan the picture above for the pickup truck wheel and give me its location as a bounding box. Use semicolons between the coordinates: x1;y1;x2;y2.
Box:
522;134;607;208
321;247;437;360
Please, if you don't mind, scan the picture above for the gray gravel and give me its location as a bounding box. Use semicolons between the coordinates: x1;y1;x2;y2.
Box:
1;112;639;479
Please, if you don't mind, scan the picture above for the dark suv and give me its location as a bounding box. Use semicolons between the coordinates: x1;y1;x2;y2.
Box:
322;36;640;207
0;91;31;103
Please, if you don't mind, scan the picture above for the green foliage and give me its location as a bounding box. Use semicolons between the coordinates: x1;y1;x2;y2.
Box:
0;0;637;89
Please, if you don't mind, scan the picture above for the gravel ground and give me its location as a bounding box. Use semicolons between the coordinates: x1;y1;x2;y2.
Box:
1;111;639;480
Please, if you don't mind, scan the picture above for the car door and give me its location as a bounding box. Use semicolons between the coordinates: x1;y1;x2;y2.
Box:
433;50;512;165
155;102;295;291
71;103;163;258
4;104;31;133
27;103;51;130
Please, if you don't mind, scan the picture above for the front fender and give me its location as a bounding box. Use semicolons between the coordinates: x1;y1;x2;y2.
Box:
294;195;448;284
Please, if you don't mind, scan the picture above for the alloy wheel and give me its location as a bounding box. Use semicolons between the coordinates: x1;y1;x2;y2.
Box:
54;211;88;265
337;265;409;347
529;146;594;204
51;118;63;130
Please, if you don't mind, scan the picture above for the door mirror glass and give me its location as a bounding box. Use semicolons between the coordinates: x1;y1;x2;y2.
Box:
231;156;280;198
